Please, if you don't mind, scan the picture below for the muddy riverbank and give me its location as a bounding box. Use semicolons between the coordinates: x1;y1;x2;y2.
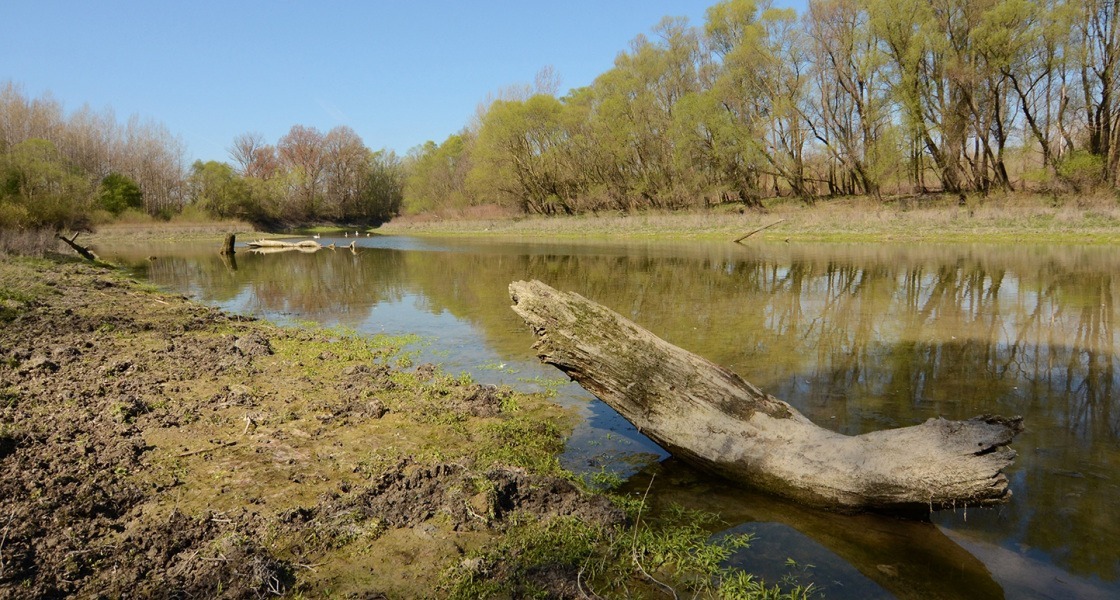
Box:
0;255;632;598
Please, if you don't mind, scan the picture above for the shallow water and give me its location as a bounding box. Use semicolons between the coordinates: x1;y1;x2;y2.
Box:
95;234;1120;599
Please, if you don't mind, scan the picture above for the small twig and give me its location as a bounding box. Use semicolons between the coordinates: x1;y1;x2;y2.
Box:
241;414;254;436
0;510;15;580
732;219;786;244
178;440;236;457
464;504;489;524
633;559;679;600
265;573;283;595
629;475;678;599
631;474;655;549
577;564;605;600
171;549;201;577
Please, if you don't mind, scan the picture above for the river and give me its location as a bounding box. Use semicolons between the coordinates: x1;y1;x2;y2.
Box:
93;233;1119;599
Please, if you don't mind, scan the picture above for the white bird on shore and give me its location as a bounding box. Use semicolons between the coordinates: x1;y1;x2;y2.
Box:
343;232;348;237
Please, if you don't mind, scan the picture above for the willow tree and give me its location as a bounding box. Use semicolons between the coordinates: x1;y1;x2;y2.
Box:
1077;0;1120;185
806;0;894;197
470;95;575;215
983;0;1077;183
185;160;248;219
757;6;814;198
868;0;959;192
575;17;704;210
360;149;405;222
403;134;475;214
700;0;772;204
0;138;93;229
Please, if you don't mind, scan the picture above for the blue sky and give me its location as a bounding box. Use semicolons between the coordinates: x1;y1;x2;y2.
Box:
5;1;806;164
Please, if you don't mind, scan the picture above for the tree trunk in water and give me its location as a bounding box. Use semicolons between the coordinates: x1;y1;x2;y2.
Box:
509;280;1023;514
220;233;236;255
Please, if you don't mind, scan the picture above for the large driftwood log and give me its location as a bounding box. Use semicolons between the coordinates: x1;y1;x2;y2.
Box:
509;280;1023;513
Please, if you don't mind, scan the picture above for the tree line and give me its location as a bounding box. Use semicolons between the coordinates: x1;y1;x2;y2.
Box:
0;82;183;229
406;0;1120;215
7;0;1120;230
194;126;404;226
1;82;403;230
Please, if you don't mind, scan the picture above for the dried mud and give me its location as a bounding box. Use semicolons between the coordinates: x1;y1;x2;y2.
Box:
0;256;622;598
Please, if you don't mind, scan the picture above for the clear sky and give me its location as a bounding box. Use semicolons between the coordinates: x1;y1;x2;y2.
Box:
4;1;806;165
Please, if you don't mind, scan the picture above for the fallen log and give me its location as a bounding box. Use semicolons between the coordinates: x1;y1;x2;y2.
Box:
248;246;320;255
56;232;97;262
246;239;321;250
732;219;786;243
509;280;1023;513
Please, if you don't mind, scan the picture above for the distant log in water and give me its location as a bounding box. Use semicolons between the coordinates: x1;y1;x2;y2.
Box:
220;233;236;255
245;239;322;253
509;280;1023;514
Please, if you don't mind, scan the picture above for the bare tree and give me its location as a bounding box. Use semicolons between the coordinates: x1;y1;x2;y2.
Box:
322;125;369;219
229;132;265;176
121;115;185;214
277;125;326;217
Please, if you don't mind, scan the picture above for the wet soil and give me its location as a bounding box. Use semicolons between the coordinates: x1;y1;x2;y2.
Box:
0;256;622;598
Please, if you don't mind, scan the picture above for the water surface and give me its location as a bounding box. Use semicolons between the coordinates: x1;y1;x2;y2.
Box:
94;234;1120;599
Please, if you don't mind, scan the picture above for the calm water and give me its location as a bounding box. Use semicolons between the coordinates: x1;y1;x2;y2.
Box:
93;234;1120;599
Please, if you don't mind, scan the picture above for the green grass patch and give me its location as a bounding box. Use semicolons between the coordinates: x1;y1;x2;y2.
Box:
477;416;568;476
441;503;817;599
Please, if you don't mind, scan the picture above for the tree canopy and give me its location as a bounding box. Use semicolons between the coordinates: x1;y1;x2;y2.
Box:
403;0;1120;215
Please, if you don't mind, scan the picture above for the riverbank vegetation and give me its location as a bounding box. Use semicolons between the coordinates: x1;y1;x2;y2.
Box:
7;0;1120;239
381;191;1120;243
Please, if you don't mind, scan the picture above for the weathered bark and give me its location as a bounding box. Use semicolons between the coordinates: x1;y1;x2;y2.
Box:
509;280;1023;513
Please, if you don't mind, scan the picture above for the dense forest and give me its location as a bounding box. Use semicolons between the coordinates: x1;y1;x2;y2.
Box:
4;0;1120;230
